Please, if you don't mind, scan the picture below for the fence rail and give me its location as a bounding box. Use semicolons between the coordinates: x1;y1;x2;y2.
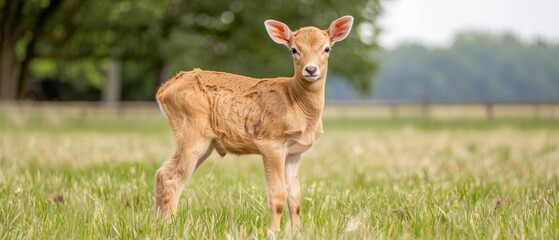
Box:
1;100;558;120
325;100;559;120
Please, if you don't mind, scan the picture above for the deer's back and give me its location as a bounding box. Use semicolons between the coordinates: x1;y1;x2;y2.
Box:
157;69;307;154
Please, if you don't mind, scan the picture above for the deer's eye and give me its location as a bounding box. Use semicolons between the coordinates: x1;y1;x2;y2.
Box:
324;47;330;53
291;48;298;55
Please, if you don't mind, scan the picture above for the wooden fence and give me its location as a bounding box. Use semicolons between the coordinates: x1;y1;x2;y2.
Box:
1;101;558;120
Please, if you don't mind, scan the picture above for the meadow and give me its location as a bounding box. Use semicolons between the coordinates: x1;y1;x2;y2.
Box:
1;105;558;239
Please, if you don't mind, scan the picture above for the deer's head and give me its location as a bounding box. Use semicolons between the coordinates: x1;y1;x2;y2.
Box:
265;16;354;83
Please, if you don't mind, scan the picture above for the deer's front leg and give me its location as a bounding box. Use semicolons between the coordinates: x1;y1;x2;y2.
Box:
259;142;288;232
285;153;302;231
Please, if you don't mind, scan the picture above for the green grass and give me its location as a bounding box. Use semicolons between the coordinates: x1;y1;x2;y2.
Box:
1;110;558;239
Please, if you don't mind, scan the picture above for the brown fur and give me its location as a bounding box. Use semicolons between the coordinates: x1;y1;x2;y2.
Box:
154;16;354;232
157;69;323;155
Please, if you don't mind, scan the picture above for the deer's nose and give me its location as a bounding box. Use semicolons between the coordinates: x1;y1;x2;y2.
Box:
305;66;317;75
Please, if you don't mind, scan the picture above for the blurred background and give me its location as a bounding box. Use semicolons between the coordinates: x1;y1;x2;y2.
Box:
1;0;558;116
3;1;559;238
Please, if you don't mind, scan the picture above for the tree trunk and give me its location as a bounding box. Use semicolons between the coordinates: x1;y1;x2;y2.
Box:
16;38;36;99
103;55;122;107
0;39;16;100
16;0;64;99
0;0;21;100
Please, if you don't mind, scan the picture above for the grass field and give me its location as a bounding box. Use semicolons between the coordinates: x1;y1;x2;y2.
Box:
1;107;559;239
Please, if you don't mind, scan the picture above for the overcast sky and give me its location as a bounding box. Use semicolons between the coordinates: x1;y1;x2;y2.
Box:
378;0;559;48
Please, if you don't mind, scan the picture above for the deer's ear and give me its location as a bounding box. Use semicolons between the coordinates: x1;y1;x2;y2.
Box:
265;20;291;47
328;16;354;45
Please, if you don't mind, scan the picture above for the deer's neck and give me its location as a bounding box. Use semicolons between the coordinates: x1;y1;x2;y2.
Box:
290;75;326;122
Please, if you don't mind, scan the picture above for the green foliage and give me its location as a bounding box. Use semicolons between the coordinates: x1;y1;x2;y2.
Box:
20;0;381;100
373;32;559;102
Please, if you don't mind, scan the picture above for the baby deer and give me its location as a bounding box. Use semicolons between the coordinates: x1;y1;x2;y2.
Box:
155;15;354;232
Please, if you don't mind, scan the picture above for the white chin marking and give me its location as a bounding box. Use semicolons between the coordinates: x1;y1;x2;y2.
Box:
304;75;320;81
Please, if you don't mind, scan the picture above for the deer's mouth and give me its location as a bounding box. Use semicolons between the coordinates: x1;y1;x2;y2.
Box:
303;74;320;81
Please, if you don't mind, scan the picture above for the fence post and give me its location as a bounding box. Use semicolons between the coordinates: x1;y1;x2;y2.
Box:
421;101;430;119
390;104;399;119
485;103;494;120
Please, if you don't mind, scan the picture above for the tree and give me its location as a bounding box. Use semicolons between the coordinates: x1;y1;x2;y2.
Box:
156;0;383;96
2;0;382;100
0;0;84;100
372;31;559;103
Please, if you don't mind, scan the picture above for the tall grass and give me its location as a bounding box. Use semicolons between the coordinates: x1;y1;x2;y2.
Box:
1;109;558;239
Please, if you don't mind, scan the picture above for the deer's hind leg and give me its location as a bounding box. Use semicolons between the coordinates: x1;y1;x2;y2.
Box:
155;129;213;221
